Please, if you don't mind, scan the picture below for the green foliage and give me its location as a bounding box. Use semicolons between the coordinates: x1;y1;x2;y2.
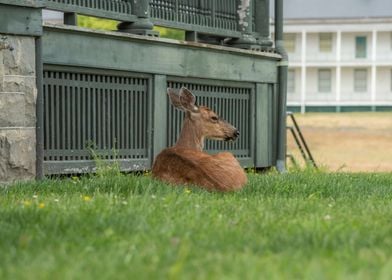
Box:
77;15;185;40
78;15;118;31
154;26;185;40
1;172;392;279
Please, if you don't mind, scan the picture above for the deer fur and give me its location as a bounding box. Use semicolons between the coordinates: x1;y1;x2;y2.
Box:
152;87;247;191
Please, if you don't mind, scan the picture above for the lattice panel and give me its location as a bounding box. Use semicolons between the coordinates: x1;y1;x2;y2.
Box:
150;0;238;31
43;70;150;163
167;80;253;158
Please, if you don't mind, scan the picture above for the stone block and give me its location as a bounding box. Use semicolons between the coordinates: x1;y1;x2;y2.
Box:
0;128;35;184
3;75;36;127
0;92;25;127
1;35;35;76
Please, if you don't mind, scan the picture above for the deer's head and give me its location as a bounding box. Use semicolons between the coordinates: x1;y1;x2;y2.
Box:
167;87;239;142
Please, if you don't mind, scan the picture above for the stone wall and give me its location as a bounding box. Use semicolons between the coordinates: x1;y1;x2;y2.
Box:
0;34;36;184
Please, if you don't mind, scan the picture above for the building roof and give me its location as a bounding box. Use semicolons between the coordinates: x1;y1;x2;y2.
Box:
279;0;392;20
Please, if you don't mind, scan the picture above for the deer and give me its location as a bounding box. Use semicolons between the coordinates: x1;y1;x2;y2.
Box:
152;87;247;192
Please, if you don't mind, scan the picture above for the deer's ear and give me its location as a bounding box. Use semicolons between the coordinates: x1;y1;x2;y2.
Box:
167;88;185;110
179;87;199;113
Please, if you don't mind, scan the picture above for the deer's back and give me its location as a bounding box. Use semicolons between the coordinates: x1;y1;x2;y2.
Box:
152;147;247;191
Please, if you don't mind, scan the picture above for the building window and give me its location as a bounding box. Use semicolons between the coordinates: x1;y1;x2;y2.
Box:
354;69;367;92
355;36;367;58
288;69;295;93
284;33;296;53
318;69;332;93
319;33;332;52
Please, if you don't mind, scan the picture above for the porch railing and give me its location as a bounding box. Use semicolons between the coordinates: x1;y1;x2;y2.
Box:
43;0;272;49
44;0;136;22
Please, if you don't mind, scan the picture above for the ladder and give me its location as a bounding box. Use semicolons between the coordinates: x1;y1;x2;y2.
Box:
286;112;317;169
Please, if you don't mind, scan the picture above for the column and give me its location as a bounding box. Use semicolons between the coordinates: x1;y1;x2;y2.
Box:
254;0;273;47
301;30;307;113
117;0;158;36
0;2;44;182
336;30;341;109
228;0;260;50
371;29;377;108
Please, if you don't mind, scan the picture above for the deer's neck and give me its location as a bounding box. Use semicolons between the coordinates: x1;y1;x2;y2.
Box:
174;117;204;151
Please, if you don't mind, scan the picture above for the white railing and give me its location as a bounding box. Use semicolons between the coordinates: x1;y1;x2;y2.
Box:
375;92;392;101
340;92;371;102
306;52;337;62
305;92;336;102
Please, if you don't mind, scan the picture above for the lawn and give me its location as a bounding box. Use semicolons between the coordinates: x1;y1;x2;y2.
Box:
287;112;392;172
1;171;392;279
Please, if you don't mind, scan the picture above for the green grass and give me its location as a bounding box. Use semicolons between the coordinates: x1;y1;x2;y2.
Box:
1;171;392;279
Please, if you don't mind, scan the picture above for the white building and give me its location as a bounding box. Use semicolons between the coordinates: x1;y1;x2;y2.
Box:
280;0;392;112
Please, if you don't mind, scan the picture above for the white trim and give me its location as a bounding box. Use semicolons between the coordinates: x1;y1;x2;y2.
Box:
300;30;307;114
371;30;377;104
336;30;341;103
283;22;392;33
283;17;392;24
288;101;392;106
336;30;341;62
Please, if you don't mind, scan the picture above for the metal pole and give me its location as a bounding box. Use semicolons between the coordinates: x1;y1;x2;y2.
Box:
35;36;44;180
274;0;288;173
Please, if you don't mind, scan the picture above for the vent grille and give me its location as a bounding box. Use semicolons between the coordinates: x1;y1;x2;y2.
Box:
167;80;253;158
43;70;150;167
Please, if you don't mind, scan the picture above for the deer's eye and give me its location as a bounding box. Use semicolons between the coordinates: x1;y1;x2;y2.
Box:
211;116;219;122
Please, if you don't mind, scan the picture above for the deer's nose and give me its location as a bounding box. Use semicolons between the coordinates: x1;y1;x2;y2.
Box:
234;129;240;137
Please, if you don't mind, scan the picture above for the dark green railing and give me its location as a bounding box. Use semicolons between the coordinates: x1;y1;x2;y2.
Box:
43;0;272;49
45;0;136;22
150;0;241;38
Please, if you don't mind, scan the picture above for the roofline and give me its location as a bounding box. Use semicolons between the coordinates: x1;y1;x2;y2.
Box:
281;17;392;25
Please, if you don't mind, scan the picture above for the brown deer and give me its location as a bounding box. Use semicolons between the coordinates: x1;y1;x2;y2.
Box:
152;87;247;191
